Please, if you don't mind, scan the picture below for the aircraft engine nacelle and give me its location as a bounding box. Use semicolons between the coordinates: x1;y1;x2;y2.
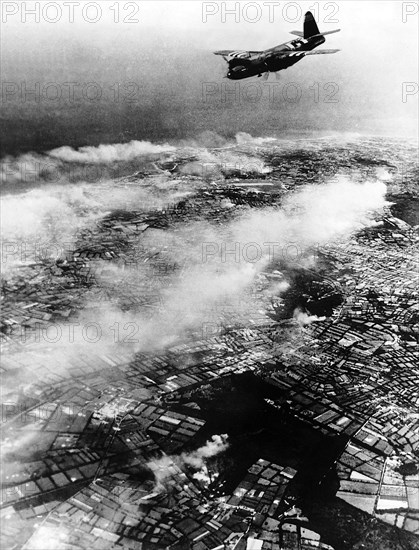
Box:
228;54;252;70
228;59;252;70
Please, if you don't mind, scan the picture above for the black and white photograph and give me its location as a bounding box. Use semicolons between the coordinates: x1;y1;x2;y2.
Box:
1;1;418;549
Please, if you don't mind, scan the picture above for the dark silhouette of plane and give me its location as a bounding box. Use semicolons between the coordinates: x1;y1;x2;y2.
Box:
214;11;340;80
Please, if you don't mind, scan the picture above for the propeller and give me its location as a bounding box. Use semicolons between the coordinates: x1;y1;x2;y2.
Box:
262;71;280;81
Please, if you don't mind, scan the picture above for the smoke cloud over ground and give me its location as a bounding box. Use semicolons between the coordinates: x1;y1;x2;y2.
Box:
2;128;417;550
1;134;390;390
48;141;175;164
148;434;229;492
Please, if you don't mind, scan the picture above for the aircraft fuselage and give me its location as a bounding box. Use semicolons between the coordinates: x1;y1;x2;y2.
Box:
226;35;325;80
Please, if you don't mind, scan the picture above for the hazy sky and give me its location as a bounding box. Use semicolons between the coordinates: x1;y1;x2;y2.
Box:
1;1;418;154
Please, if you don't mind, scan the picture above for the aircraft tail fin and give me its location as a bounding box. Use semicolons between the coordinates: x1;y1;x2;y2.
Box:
304;11;320;39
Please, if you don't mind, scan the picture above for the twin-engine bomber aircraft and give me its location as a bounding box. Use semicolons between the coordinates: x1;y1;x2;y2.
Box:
214;11;340;80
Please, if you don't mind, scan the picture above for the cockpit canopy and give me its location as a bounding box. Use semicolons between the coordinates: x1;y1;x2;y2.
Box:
289;38;305;49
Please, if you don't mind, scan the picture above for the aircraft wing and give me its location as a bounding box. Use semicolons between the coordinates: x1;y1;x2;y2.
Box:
302;49;340;55
273;49;340;57
213;50;262;57
214;50;236;56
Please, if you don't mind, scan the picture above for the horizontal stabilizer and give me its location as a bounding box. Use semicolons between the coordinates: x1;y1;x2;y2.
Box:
311;29;341;38
304;49;340;55
289;30;304;37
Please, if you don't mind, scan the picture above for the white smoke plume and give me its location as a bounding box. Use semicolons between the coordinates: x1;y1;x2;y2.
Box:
293;308;326;326
180;148;270;178
177;131;229;149
23;524;69;550
235;132;277;146
0;175;192;274
0;153;53;187
1;424;44;457
0;141;176;189
232;177;388;248
0;185;101;274
181;434;229;469
48;140;175;164
133;176;387;347
375;167;392;181
1;190;75;239
147;434;229;492
0;132;272;192
147;455;180;493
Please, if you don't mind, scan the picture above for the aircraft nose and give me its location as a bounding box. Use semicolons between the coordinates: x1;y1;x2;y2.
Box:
227;65;246;79
226;71;238;80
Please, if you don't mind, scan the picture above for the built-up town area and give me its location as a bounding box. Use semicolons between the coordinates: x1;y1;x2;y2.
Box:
1;136;418;550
